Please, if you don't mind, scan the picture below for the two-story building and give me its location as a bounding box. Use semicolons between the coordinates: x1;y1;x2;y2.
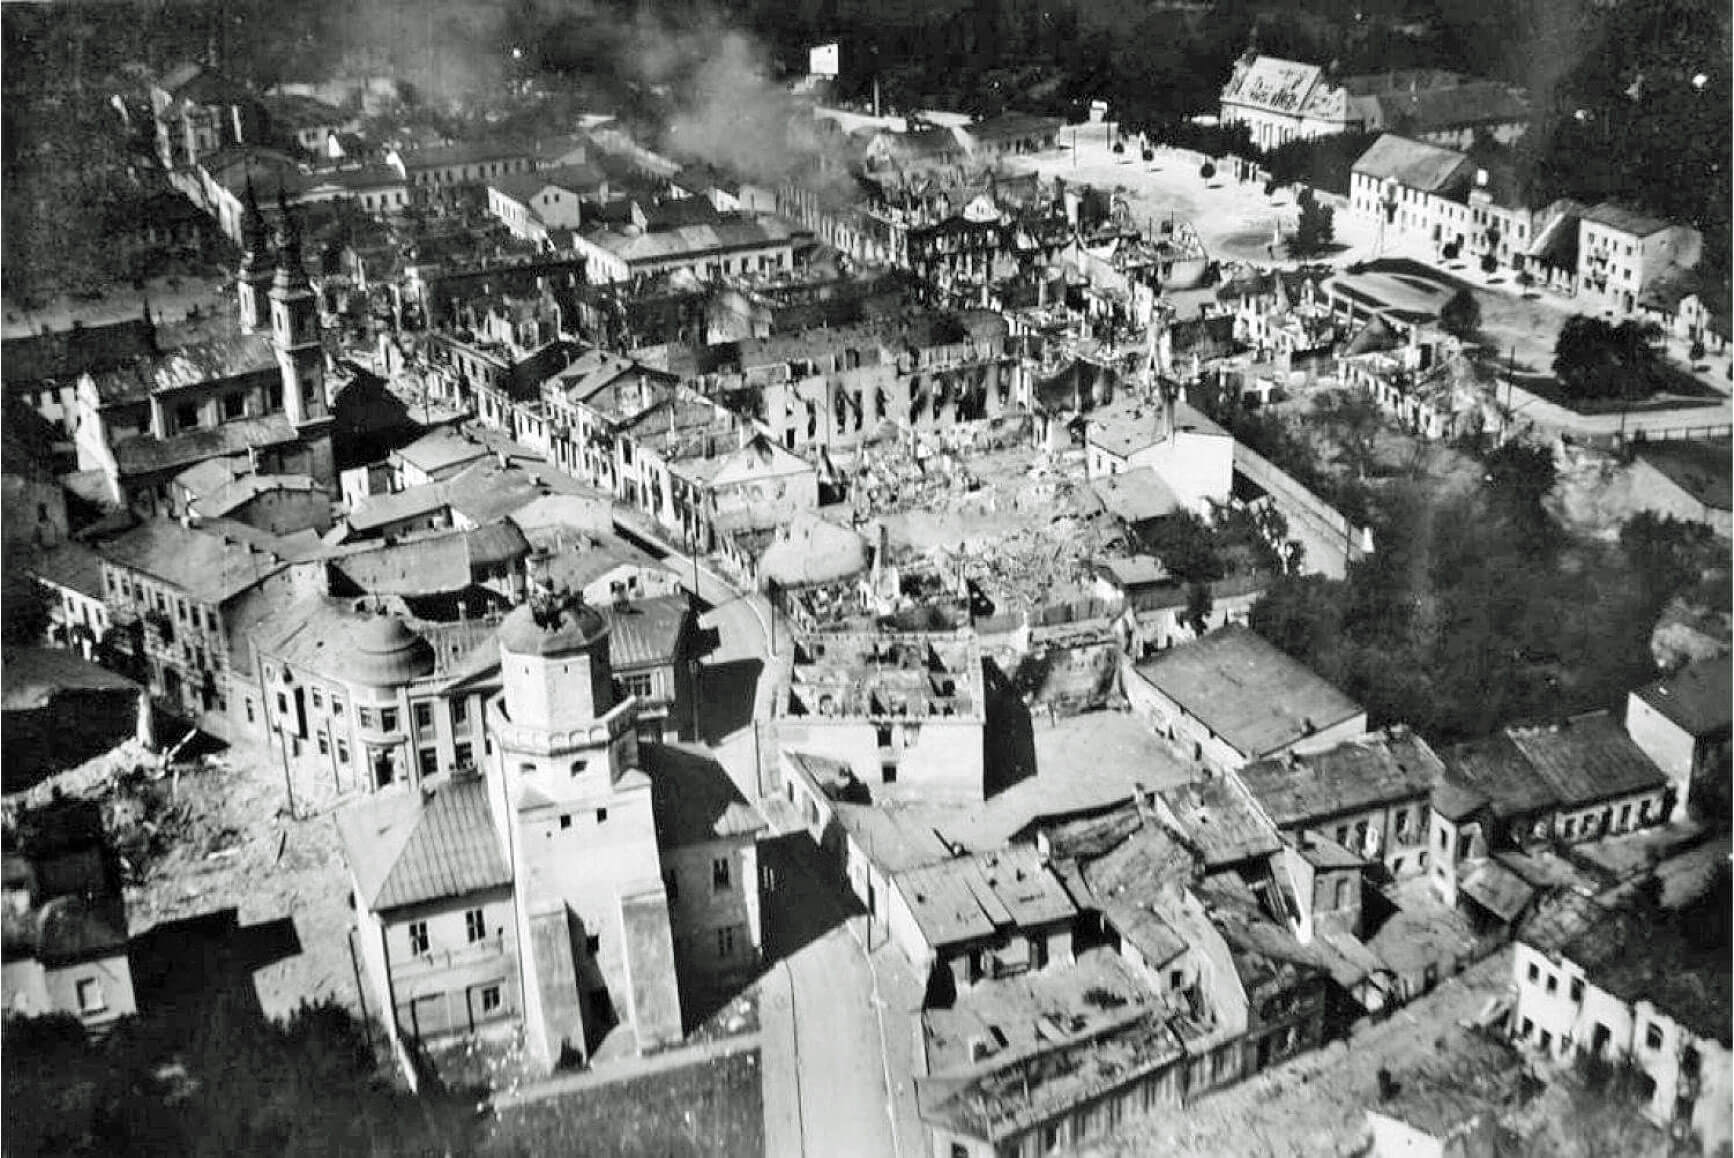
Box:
1233;726;1445;881
572;217;801;286
1624;658;1732;822
486;164;609;245
1576;204;1703;316
1083;394;1234;518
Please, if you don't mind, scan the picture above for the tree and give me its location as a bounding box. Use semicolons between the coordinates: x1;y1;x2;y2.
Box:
1286;187;1335;256
1316;389;1383;479
1184;581;1214;634
1437;287;1482;340
1619;511;1715;605
1484;441;1558;529
1553;314;1664;401
1136;511;1224;583
1198;161;1216;180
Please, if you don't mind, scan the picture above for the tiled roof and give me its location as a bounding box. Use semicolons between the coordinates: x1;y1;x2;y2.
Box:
601;594;690;670
2;316;158;386
397;139;533;170
1503;712;1669;807
1234;726;1443;827
1375;82;1528;135
86;333;277;404
1132;626;1364;761
1633;657;1733;737
199;473;324;517
336;776;512;911
112;414;303;479
1351;134;1473;193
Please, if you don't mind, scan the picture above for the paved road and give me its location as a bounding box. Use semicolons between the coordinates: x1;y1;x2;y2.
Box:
760;836;901;1158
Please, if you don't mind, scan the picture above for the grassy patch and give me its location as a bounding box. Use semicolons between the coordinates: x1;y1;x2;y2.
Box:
1511;370;1723;414
486;1050;764;1158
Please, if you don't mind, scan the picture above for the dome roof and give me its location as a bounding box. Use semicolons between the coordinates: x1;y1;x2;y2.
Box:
498;597;610;658
349;615;436;686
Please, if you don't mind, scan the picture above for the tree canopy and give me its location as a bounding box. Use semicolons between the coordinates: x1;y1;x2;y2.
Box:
1552;315;1667;402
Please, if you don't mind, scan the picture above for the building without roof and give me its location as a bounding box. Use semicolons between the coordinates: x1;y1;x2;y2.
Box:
1234;726;1444;880
1364;1032;1530;1158
1124;625;1367;774
1624;657;1733;822
773;631;988;802
1511;892;1732;1154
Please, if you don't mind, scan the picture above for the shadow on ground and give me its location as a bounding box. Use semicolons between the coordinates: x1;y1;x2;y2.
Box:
696;658;763;746
130;907;302;1019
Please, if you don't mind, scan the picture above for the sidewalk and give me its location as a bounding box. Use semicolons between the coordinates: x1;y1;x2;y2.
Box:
491;1031;760;1109
758;965;805;1157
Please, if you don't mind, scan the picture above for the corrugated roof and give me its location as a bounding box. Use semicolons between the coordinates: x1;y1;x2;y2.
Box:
1634;657;1733;737
335;777;511;911
1351;134;1473;194
1132;626;1363;761
601;594;690;670
1235;726;1443;827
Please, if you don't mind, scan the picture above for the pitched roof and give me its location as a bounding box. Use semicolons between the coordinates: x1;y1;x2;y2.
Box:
1234;726;1443;827
643;745;765;848
1581;203;1673;238
1221;56;1328;117
2;646;142;711
87;333;277;404
97;518;288;604
1156;776;1283;868
1090;470;1181;525
335;776;511;911
198;473;324;517
894;846;1076;948
1076;820;1196;967
396;139;533;170
23;541;107;599
111;414;303;478
600;594;690;670
1633;657;1733;737
1438;733;1560;818
585;217;800;265
3;316;158;386
1351;134;1473;194
1132;626;1363;761
1375;82;1529;135
1503;712;1669;807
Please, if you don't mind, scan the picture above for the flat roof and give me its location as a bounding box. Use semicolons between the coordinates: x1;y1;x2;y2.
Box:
1132;626;1363;761
1155;777;1282;868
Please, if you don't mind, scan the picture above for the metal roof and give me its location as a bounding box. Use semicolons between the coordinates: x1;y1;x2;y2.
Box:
336;777;512;912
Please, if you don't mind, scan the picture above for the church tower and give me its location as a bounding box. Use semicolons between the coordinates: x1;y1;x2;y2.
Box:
236;180;273;335
267;194;335;489
487;591;683;1071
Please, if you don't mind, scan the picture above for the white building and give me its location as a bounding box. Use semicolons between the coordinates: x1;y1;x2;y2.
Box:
1576;204;1704;316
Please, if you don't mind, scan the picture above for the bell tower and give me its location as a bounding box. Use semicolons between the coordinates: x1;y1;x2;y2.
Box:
267;194;335;488
236;179;272;334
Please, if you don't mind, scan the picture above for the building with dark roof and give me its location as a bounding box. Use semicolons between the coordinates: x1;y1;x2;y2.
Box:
1626;657;1733;822
599;594;698;742
1234;726;1443;881
1512;891;1731;1154
0;798;137;1029
2;647;153;792
1125;626;1367;774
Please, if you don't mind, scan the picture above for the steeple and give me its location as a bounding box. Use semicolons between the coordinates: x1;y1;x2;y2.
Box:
236;177;274;334
272;189;309;294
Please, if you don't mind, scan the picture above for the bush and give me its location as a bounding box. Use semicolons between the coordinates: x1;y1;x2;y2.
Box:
1199;161;1216;180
